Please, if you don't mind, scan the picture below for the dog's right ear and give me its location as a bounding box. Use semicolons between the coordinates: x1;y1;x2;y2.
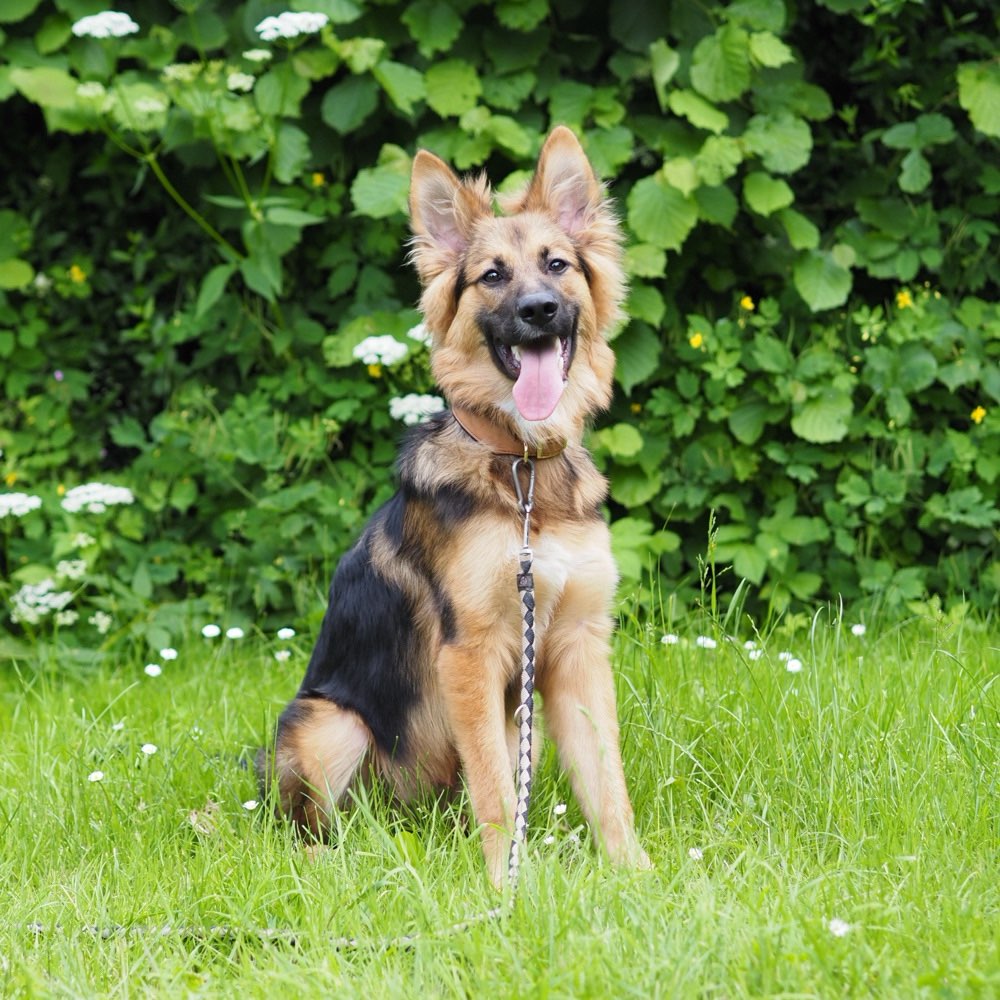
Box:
409;150;491;281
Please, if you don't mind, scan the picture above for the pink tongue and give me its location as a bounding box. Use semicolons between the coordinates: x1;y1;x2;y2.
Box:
512;339;565;421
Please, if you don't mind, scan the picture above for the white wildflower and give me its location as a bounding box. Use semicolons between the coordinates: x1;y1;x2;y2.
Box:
61;482;134;514
276;627;296;640
132;96;168;115
162;63;201;84
160;647;178;660
827;917;851;937
72;532;96;548
743;639;757;650
695;635;717;649
140;743;157;755
88;770;105;782
242;800;259;811
777;650;794;661
407;322;432;345
201;623;222;638
32;272;53;294
144;663;162;677
389;393;445;426
785;658;803;673
748;649;763;661
227;72;255;92
274;649;291;662
661;633;680;645
0;493;42;519
56;559;87;580
10;579;73;624
242;48;273;63
255;11;329;41
688;846;704;861
226;626;245;639
55;610;79;626
553;803;567;816
353;334;408;367
71;11;140;39
89;611;113;634
76;81;107;101
851;623;866;637
111;721;125;731
543;835;556;845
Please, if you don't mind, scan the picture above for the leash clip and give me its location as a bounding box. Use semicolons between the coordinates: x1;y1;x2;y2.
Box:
511;456;536;553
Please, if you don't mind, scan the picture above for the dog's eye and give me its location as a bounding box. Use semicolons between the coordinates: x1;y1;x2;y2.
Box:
547;258;569;274
482;268;503;284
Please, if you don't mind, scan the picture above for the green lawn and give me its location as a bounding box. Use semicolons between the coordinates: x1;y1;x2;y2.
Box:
1;609;997;998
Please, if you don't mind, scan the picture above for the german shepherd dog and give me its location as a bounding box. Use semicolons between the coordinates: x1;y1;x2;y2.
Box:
259;127;649;886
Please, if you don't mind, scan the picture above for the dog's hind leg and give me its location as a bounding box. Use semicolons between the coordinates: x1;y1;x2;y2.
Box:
260;697;372;838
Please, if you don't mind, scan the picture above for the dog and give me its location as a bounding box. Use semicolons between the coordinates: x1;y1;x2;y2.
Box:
259;127;649;887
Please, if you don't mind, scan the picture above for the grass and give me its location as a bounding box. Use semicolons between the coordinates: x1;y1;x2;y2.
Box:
0;607;997;998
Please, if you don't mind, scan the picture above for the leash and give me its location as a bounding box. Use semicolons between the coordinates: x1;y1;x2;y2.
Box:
508;455;537;890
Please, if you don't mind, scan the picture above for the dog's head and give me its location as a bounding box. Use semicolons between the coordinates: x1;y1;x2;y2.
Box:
409;127;625;446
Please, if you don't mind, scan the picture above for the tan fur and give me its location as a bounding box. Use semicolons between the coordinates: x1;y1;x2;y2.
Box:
263;128;648;886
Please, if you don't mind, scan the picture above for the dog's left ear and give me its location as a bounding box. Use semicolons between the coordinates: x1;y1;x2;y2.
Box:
519;126;604;238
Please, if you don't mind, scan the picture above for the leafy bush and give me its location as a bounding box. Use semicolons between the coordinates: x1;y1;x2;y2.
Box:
0;0;997;651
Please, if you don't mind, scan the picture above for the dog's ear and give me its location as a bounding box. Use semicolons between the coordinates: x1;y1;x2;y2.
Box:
409;151;491;279
518;126;604;238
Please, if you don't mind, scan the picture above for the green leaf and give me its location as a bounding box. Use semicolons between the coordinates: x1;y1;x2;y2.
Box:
627;175;698;251
0;0;42;23
272;123;311;184
402;0;463;58
957;61;1000;138
9;66;77;110
624;244;666;278
549;81;594;128
778;208;819;249
35;15;72;54
373;61;426;115
791;388;853;443
425;59;481;117
662;158;699;197
255;64;310;117
731;544;768;584
351;144;411;219
496;0;548;31
321;75;379;135
0;258;34;290
627;283;666;326
751;334;793;373
729;400;774;445
748;31;793;68
583;125;634;177
600;423;644;458
898;149;931;194
649;39;680;110
743;172;793;216
264;207;324;227
668;89;728;135
793;248;853;311
743;113;812;174
614;322;661;393
690;23;751;103
694;136;743;185
195;264;235;318
694;185;739;228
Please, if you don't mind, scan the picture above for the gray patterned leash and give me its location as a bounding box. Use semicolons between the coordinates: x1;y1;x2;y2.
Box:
508;455;537;890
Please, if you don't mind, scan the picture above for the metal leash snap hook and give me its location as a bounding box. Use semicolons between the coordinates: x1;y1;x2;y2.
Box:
511;456;536;553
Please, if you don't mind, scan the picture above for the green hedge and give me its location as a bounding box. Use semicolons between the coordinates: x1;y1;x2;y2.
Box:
0;0;997;651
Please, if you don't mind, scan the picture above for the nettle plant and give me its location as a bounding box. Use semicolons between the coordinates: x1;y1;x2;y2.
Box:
0;0;998;652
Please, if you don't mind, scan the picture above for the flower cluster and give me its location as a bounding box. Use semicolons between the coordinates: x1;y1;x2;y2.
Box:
61;482;134;514
10;579;74;626
389;394;446;426
0;492;42;519
353;335;408;367
660;631;817;673
71;12;139;39
255;11;329;41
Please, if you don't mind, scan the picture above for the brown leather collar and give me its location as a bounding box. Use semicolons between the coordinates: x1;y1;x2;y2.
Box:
451;405;567;460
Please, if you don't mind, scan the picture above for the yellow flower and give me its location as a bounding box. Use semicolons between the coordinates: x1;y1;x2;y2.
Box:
367;363;382;378
311;172;326;187
4;472;16;486
740;295;755;311
69;264;87;283
630;402;641;414
895;289;912;309
688;331;704;349
57;483;66;495
970;406;986;424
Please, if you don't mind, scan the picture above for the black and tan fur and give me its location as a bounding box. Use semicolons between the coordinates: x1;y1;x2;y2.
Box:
259;127;648;886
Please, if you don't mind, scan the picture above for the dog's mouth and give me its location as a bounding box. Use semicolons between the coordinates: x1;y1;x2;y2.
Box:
488;334;573;422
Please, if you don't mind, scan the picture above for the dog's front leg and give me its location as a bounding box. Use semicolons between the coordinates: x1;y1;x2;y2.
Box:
438;642;516;888
537;615;650;871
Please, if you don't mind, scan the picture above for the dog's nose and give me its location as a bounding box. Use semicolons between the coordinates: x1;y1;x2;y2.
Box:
517;292;559;327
